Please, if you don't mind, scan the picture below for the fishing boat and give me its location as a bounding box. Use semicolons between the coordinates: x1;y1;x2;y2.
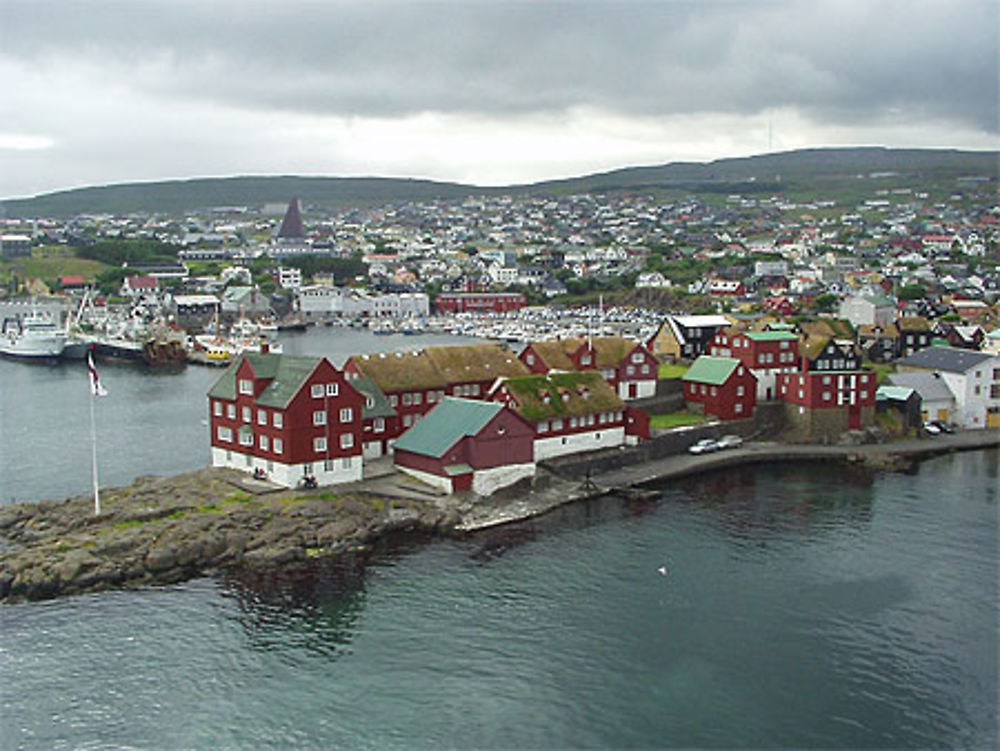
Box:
0;310;67;359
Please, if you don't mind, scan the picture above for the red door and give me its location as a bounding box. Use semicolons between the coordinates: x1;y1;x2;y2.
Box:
848;402;861;429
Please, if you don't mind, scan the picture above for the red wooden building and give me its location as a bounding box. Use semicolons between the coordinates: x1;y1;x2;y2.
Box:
777;369;877;437
208;353;365;487
392;398;536;495
434;292;526;314
709;329;800;400
344;343;529;438
518;336;659;400
490;370;639;460
681;355;757;421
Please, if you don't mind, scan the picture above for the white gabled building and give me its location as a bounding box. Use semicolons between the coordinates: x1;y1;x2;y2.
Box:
896;346;1000;429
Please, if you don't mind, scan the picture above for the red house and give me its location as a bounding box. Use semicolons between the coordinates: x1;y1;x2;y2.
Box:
681;356;757;421
490;370;637;460
392;398;536;495
344;343;529;438
434;292;526;314
709;329;800;400
777;369;877;439
518;336;659;400
208;353;365;487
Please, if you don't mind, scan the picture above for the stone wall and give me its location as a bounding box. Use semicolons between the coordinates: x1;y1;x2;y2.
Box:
781;404;876;444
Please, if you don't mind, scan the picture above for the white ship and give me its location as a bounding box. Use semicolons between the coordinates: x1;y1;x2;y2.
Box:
0;310;68;359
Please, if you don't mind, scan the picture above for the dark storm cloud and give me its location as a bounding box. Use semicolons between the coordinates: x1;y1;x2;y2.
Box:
4;0;997;132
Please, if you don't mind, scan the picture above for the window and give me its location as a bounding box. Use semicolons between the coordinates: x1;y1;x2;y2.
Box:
538;420;548;433
341;457;352;470
552;419;563;431
313;410;327;426
798;390;805;399
273;438;283;454
389;394;398;407
526;354;535;365
626;365;635;376
823;376;831;385
259;435;269;451
326;383;338;397
737;386;745;396
311;384;324;398
735;403;743;414
213;401;222;417
239;379;253;395
303;462;313;475
974;385;981;396
257;410;267;425
569;417;578;428
340;407;353;423
632;352;643;363
239;430;253;447
823;392;832;401
710;386;717;396
242;406;251;423
403;414;413;427
581;355;592;365
374;418;385;433
273;412;283;429
341;433;354;449
314;436;327;453
216;426;232;442
641;364;650;374
227;404;236;420
324;458;335;472
413;392;422;406
402;393;413;406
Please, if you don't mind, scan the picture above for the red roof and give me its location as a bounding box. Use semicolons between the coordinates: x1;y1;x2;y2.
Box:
60;274;86;286
126;275;158;289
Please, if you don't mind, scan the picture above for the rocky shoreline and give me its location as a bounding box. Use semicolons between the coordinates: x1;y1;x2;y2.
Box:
2;431;997;603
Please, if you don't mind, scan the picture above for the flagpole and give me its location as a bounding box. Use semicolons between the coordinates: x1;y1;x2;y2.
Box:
90;378;101;515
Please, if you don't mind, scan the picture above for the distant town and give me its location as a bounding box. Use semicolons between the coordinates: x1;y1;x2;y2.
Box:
1;163;998;494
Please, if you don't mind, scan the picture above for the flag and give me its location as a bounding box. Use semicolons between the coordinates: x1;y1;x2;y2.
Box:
87;351;108;397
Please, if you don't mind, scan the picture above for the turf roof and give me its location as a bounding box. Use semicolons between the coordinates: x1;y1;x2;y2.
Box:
498;370;624;422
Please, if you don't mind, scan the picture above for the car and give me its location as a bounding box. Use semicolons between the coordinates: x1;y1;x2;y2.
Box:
716;434;743;449
931;420;954;434
923;421;941;435
688;438;719;455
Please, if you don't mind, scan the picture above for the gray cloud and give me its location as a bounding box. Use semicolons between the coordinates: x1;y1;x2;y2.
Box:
4;0;997;130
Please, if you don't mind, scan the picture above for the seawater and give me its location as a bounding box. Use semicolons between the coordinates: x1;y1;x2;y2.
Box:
1;330;998;748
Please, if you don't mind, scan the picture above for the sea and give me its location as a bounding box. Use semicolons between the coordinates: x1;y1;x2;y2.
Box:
1;328;997;749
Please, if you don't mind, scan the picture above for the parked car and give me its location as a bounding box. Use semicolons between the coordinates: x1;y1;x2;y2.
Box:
930;420;954;434
923;421;941;435
688;438;719;455
716;434;743;449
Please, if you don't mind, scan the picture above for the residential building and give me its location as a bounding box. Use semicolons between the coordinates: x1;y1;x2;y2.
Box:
885;371;957;423
895;346;1000;428
207;353;365;487
777;369;877;440
839;293;895;327
708;329;800;401
646;315;731;361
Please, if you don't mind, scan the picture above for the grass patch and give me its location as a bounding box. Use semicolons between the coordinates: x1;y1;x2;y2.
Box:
657;363;689;379
111;518;146;530
867;362;896;384
649;412;712;429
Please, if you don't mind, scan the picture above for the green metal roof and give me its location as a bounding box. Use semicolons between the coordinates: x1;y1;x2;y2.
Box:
876;385;915;401
207;353;321;409
393;398;504;458
682;356;741;386
744;331;798;342
349;374;396;420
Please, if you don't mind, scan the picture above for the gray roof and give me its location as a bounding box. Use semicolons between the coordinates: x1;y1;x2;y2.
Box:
886;372;955;402
896;346;994;374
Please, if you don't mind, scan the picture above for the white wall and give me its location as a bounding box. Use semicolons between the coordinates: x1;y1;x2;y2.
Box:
211;447;363;487
396;465;453;493
940;356;1000;428
472;463;535;496
618;379;656;400
534;426;626;461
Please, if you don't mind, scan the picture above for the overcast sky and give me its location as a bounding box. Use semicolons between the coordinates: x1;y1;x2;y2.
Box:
1;0;997;199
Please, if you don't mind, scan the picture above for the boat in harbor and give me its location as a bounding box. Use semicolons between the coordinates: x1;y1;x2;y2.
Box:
0;310;68;359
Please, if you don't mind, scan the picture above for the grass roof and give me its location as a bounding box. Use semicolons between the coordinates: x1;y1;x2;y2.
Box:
351;350;446;391
499;370;624;422
425;343;530;382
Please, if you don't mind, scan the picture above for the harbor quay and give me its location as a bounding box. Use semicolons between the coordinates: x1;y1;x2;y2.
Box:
1;428;996;603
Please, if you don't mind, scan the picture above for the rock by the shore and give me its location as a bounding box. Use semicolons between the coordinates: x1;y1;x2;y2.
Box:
0;468;449;602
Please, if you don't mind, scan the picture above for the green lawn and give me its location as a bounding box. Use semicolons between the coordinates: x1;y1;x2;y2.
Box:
1;246;107;283
657;363;689;379
867;361;896;384
649;412;711;429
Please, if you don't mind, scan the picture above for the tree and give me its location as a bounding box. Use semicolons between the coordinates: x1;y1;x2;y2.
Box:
813;292;838;313
897;284;927;301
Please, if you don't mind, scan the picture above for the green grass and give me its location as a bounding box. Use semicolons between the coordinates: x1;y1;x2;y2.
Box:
649;412;711;429
657;363;689;379
866;362;896;384
1;246;108;283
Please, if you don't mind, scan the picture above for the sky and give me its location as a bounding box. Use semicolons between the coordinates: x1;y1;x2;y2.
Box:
1;0;997;199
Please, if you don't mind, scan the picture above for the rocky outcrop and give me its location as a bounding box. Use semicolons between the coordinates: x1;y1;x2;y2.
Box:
0;468;450;602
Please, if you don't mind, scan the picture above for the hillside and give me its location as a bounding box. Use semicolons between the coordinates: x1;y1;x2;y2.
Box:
2;147;996;218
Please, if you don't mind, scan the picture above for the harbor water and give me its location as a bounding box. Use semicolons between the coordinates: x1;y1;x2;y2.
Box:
1;329;997;748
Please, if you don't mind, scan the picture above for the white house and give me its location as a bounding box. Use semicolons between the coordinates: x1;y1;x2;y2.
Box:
896;346;1000;428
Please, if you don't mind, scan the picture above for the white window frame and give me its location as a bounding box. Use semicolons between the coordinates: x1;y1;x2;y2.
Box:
313;410;327;426
257;409;267;426
273;438;283;454
340;407;353;423
213;401;222;417
216;426;232;442
311;384;324;398
238;378;253;395
314;436;327;453
340;433;354;449
326;382;339;397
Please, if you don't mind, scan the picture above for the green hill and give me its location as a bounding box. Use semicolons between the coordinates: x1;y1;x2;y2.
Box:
2;147;996;217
